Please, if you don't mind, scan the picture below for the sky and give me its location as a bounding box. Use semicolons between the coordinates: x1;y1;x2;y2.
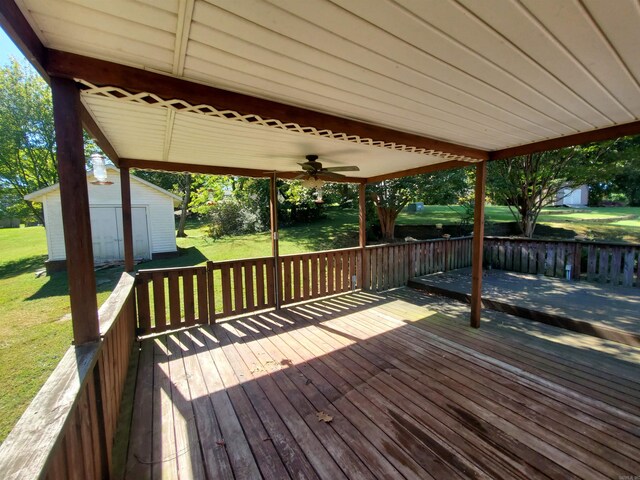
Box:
0;28;28;66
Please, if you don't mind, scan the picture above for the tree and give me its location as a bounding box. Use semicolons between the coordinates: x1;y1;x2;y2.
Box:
0;59;57;223
608;136;640;206
0;59;102;224
176;174;192;237
369;168;470;241
133;170;193;236
488;143;617;237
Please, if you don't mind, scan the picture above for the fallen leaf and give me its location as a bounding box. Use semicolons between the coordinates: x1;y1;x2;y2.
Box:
305;378;312;385
280;359;293;366
216;440;225;446
316;411;333;423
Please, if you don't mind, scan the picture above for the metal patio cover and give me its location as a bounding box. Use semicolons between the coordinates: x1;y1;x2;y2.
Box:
4;0;640;180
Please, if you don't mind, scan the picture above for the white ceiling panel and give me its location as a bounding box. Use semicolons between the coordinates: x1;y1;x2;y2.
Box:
11;0;640;177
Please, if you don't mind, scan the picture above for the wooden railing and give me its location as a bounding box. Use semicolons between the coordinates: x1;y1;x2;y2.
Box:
280;247;361;305
136;265;211;335
0;273;137;479
213;257;275;316
484;237;640;287
363;237;473;291
135;238;475;334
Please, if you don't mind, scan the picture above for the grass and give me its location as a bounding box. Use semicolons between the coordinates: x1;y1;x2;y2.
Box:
397;205;640;243
141;207;360;269
0;207;359;443
1;204;639;443
0;227;128;444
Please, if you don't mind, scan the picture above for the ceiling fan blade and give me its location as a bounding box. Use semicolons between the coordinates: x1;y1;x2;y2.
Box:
293;173;307;179
322;166;360;172
298;162;316;171
318;171;346;179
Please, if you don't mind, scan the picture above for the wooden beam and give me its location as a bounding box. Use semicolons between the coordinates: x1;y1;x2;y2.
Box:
359;183;367;249
470;160;487;328
0;1;119;165
51;76;99;345
80;107;120;165
0;1;48;79
359;182;367;290
366;160;471;184
120;167;134;272
490;121;640;160
46;50;488;162
269;174;280;309
120;158;364;183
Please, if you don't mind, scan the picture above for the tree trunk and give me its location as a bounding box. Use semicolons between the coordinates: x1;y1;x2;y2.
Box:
176;173;191;238
377;206;398;241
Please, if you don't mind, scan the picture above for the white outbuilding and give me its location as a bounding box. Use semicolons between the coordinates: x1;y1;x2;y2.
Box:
25;166;181;272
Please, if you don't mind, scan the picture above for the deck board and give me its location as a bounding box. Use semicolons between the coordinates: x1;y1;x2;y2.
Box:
120;289;640;479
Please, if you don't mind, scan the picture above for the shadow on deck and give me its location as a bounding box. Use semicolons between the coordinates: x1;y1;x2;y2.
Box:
115;289;640;479
410;267;640;347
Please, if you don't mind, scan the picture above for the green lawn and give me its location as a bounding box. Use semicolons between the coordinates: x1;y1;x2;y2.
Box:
0;226;123;443
0;208;360;443
397;205;640;243
1;204;639;443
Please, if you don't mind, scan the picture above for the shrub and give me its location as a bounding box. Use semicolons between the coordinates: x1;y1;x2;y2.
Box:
206;199;265;239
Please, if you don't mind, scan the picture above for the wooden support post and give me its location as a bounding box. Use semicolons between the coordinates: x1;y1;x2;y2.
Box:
470;161;487;328
269;174;281;309
51;77;99;344
119;167;134;272
359;182;367;290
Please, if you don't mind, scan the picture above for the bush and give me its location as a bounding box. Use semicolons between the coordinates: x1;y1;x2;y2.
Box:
206;199;265;239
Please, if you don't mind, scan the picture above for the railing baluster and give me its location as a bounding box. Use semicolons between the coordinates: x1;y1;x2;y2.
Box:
152;271;166;331
136;275;151;334
183;270;195;325
168;271;180;327
197;268;208;321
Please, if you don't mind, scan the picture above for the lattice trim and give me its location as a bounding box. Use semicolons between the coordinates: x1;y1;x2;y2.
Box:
78;80;481;163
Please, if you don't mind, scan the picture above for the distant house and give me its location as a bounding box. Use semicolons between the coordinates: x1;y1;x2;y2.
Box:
25;166;181;272
555;185;589;207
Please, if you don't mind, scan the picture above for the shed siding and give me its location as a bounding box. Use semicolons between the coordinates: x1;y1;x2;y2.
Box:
42;172;177;261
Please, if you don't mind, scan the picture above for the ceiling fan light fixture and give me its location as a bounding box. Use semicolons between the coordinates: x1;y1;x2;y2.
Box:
302;177;324;189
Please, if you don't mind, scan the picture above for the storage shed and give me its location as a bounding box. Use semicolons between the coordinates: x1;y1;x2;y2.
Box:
25;166;181;271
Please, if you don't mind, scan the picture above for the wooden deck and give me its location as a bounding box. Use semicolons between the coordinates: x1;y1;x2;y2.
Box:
118;289;640;479
409;267;640;346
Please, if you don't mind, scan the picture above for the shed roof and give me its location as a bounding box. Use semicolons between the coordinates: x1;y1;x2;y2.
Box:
3;0;640;180
24;166;182;206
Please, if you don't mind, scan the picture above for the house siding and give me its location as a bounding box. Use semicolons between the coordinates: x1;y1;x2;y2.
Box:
41;171;177;261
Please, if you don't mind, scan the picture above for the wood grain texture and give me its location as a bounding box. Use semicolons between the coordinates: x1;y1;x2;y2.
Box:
119;168;134;271
0;275;136;479
51;76;100;344
470;160;487;328
120;290;640;479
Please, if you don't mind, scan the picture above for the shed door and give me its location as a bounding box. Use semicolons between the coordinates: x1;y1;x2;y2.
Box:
90;207;150;262
90;207;120;262
561;188;582;205
115;207;150;260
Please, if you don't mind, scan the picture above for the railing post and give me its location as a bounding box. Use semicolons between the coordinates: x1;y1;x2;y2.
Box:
51;76;99;345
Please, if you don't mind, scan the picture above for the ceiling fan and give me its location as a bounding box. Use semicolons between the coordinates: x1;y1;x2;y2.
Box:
285;154;360;203
292;154;359;180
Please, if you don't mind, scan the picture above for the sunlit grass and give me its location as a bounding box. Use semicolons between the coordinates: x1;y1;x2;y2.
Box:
397;205;640;243
1;204;639;443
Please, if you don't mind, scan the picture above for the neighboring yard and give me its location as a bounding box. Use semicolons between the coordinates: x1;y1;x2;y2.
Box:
1;205;639;443
397;205;640;243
